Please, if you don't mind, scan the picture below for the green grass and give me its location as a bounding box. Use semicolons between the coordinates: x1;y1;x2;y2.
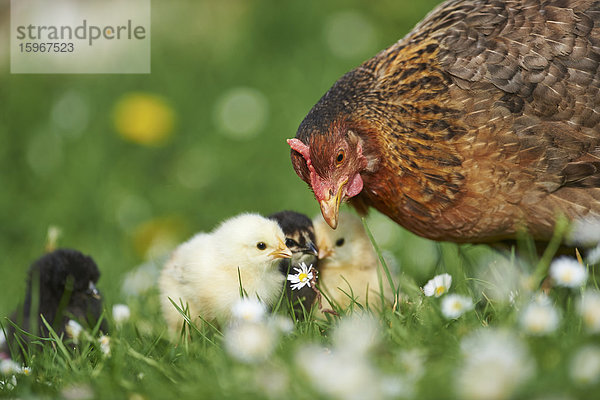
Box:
2;0;600;398
2;221;600;399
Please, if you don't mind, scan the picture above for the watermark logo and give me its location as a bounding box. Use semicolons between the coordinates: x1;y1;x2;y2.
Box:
11;0;151;74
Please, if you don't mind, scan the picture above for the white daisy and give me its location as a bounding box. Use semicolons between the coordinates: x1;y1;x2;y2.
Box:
99;335;110;356
231;297;267;323
570;345;600;385
0;359;21;376
441;294;474;319
475;256;523;303
254;366;290;399
287;262;314;291
519;295;560;335
270;316;294;334
577;290;600;333
65;320;84;343
423;273;452;297
46;225;62;250
549;257;588;288
332;313;380;356
457;329;535;400
568;217;600;246
398;349;426;383
60;383;94;400
121;259;162;297
296;344;382;400
379;374;413;399
112;304;131;325
224;321;277;363
587;244;600;265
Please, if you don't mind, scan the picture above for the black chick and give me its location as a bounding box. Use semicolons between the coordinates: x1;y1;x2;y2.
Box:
3;249;107;355
268;211;319;319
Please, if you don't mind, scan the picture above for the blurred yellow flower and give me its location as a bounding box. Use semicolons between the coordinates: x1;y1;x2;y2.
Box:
113;93;176;146
132;216;187;259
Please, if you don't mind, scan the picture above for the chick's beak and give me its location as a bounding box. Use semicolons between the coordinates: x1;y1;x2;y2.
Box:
319;179;347;229
318;246;334;260
304;241;319;256
87;281;101;300
269;238;293;259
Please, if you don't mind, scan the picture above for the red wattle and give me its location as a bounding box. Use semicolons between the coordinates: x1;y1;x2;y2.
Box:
346;174;363;197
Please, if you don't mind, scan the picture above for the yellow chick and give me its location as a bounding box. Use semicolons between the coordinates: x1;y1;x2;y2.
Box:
313;211;395;316
159;213;292;334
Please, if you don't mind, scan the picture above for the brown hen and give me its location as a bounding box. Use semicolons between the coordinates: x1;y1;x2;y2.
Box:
288;0;600;244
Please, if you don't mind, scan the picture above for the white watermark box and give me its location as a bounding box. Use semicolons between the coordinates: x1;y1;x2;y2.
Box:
11;0;151;74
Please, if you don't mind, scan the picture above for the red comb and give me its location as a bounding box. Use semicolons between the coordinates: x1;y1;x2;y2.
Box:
287;138;311;161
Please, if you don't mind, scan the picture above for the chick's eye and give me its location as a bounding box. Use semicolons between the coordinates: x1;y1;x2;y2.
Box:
256;242;267;250
336;150;345;165
335;238;345;247
285;238;297;248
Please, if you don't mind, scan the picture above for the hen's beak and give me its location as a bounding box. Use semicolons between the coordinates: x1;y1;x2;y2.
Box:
319;179;347;229
269;238;293;259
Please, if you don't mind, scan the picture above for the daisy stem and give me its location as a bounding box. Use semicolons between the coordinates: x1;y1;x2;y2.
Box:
531;215;569;289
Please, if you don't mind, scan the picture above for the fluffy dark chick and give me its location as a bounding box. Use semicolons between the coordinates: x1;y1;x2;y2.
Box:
3;249;107;355
268;210;319;318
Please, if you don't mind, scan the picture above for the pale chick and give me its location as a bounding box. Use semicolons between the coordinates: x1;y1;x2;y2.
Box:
159;213;292;335
313;211;395;317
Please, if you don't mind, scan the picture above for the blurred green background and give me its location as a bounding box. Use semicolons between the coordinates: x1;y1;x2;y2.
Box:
0;0;449;316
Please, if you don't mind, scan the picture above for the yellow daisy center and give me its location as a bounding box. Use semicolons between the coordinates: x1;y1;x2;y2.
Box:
299;272;308;282
562;270;573;282
435;286;446;296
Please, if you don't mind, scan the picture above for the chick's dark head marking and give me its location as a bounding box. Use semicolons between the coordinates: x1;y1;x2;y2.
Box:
268;210;318;257
268;211;320;319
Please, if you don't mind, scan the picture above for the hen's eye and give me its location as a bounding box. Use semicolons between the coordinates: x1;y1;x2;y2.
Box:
335;238;345;247
336;150;345;165
285;238;298;248
257;242;267;250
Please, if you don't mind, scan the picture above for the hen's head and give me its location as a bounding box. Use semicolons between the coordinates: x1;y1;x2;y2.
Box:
288;65;380;229
289;121;371;229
